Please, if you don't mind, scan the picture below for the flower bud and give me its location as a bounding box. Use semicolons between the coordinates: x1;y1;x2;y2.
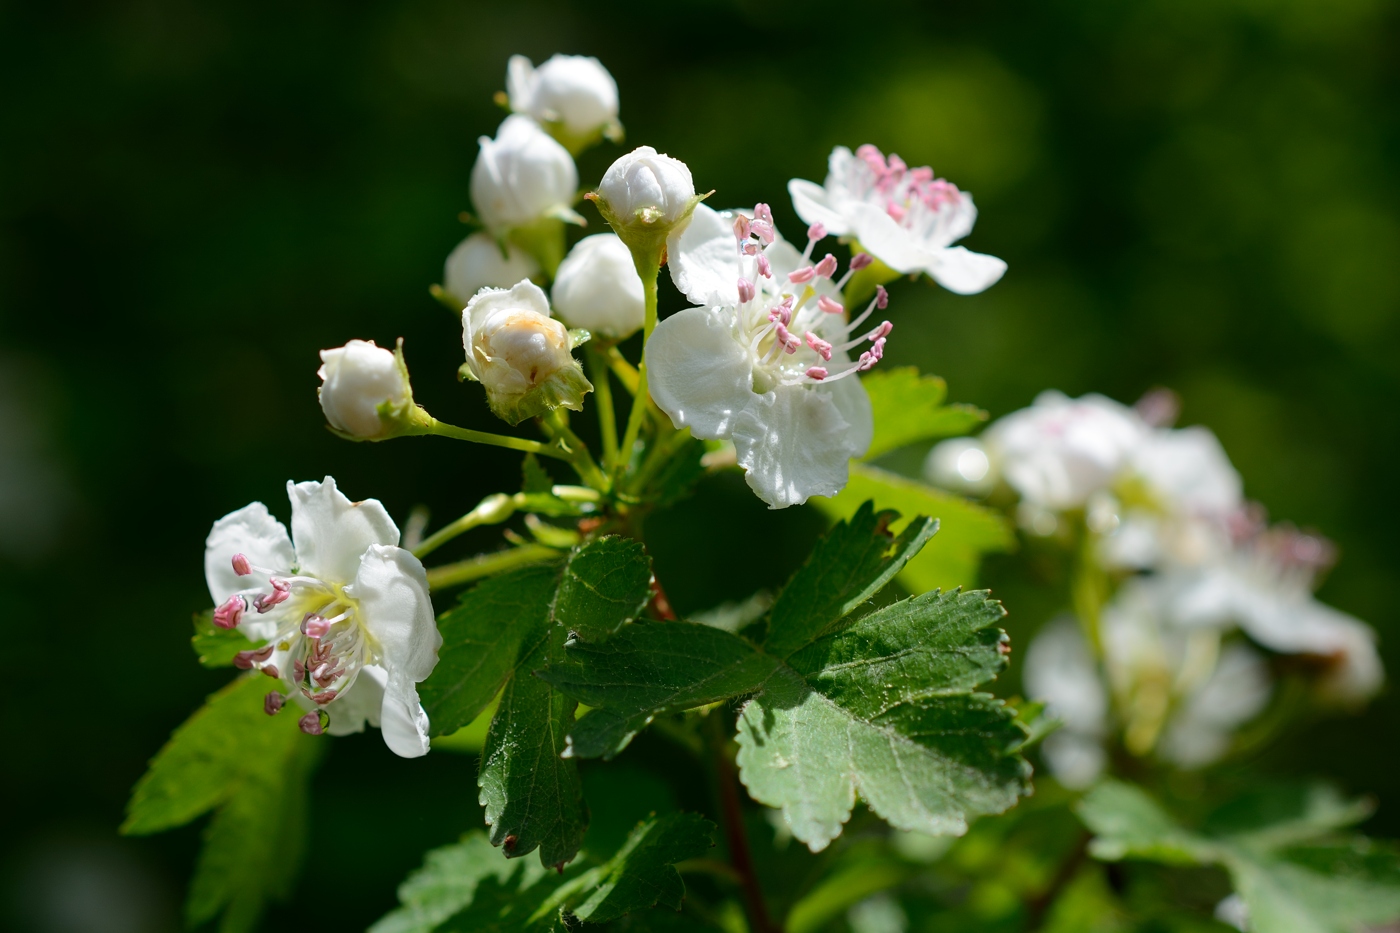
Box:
443;232;541;306
317;339;415;440
461;279;592;424
591;147;706;266
470;115;580;235
551;234;645;339
506;54;622;154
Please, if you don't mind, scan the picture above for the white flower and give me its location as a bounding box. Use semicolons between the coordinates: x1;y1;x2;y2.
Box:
551;233;645;338
203;477;440;758
648;203;881;508
789;145;1006;294
983;390;1147;511
923;437;996;496
443;232;541;306
317;340;413;440
506;54;621;152
1159;643;1272;768
1131;426;1243;517
595;146;696;232
1023;617;1108;789
461;278;591;424
470;115;580;234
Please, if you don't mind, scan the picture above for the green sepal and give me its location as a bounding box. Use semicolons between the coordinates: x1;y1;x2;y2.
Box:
505;216;571;278
485;359;593;426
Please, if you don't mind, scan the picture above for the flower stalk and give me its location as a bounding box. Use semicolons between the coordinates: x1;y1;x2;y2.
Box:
423;543;561;591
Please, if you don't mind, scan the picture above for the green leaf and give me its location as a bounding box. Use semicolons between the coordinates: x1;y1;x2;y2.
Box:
785;857;912;933
420;563;561;738
538;619;781;760
122;675;323;933
763;500;938;658
523;453;554;493
737;590;1029;852
861;367;986;461
551;536;654;642
374;814;715;932
191;610;256;669
479;625;589;868
1079;780;1400;933
810;464;1014;594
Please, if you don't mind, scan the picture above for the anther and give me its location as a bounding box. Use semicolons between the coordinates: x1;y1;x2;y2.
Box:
231;553;252;576
754;203;774;224
774;323;800;354
310;690;338;705
876;285;889;309
750;220;775;244
806;366;829;381
867;320;893;341
807;222;827;242
851;252;874;270
886;202;906;222
213;595;246;630
254;578;290;614
298;710;329;736
756;253;772;278
737;278;756;304
261;664;280;679
234;645;275;670
733;215;751;241
814;254;838;278
301;613;331;639
805;332;833;361
788;266;816;284
264;692;285;716
817;296;844;315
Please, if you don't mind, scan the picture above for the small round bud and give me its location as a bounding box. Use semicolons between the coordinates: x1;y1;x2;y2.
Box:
506;54;621;152
443;232;541;306
317;339;412;439
551;234;645;339
462;279;592;424
597;146;695;228
470;115;578;234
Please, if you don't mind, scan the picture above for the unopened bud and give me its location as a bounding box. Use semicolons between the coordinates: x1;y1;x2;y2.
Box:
443;232;541;306
471;115;578;234
551;234;645;339
505;54;621;154
317;339;414;440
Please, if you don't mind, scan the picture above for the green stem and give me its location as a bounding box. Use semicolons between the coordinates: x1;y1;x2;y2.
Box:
606;346;640;395
412;415;569;461
617;256;660;473
412;494;515;560
629;425;694;496
542;410;609;491
424;544;560;591
587;347;620;468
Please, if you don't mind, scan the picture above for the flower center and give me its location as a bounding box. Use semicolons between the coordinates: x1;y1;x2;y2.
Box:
224;555;378;734
852;144;964;232
728;204;892;391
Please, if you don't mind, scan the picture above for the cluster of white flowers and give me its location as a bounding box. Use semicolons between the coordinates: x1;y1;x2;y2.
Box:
929;391;1383;785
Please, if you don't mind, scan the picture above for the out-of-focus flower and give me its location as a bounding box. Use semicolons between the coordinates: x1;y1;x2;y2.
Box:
442;232;541;306
317;340;415;440
1159;642;1272;768
1023;617;1108;789
471;115;581;235
506;54;621;153
204;477;440;757
982;391;1147;512
551;233;645;339
789;145;1005;294
461;279;592;424
923;437;996;497
648;203;879;508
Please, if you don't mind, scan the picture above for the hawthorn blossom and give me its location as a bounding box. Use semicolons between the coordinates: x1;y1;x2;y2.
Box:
551;233;645;339
443;232;541;306
506;54;621;152
204;477;440;758
647;203;881;508
471;115;580;235
1022;617;1108;789
461;279;592;424
789;145;1006;294
318;339;413;440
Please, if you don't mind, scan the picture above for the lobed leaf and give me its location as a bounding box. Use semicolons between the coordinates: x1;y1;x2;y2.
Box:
551;536;654;642
860;367;987;461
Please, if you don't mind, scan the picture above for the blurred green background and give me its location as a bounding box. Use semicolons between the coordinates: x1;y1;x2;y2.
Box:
2;0;1397;930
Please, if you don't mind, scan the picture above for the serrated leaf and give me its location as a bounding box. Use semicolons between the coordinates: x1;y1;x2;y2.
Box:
552;536;653;642
810;464;1014;594
375;814;715;932
191;609;257;669
737;590;1030;852
523;453;554;493
644;435;708;509
1079;780;1400;933
123;675;322;933
861;367;987;460
763;500;938;658
538;620;780;759
480;625;588;868
420;563;561;738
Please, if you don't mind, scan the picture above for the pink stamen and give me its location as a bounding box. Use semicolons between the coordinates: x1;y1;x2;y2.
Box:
737;278;756;304
231;553;252;576
851;253;874;270
751;220;775;244
789;266;816;284
876;285;889;309
886;201;906;222
213;595;246;630
234;645;275;671
254;578;290;614
805;332;833;361
733;215;751;241
807;222;827;242
264;692;285;716
756;253;772;278
261;664;280;679
301;613;331;639
754;203;774;224
817;296;844;315
814;254;838;278
867;320;894;341
806;367;829;381
299;710;327;736
293;658;306;681
774;323;800;354
310;690;338;705
767;296;794;325
888;154;907;174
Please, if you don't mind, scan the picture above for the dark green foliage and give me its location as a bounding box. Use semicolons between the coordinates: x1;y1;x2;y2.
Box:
552;535;653;642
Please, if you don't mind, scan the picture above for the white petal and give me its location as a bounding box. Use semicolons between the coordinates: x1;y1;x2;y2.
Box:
787;178;852;236
350;544;440;685
380;673;432;758
667;203;745;308
827;377;873;460
847;203;926;273
288;477;400;584
324;663;385;736
505;54;534;112
731;386;858;509
926;246;1008;295
646;307;755;439
204;502;293;605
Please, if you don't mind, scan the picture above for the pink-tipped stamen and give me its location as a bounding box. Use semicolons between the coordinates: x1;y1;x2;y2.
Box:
876;285;889;309
788;266;816;284
264;692;285;715
299;710;327;735
807;222;827;242
737;278;756;304
751;220;776;244
805;332;833;361
231;553;252;576
756;253;772;278
254;578;290;614
213;595;246;630
851;252;874;270
733;215;751;241
754;203;774;224
814;254;838;279
817;295;844;315
301;613;332;639
806;366;829;381
234;645;275;671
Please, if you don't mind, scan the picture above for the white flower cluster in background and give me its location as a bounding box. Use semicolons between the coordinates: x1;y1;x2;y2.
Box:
927;390;1383;786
